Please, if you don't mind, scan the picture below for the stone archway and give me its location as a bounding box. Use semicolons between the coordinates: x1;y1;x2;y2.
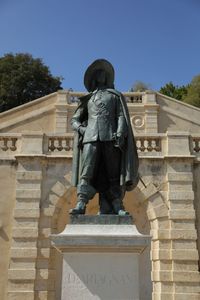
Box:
46;180;169;300
8;171;199;300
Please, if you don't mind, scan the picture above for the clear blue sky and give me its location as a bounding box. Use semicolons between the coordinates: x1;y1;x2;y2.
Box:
0;0;200;92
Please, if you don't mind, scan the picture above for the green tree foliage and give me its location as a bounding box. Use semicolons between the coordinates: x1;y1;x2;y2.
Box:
0;53;63;112
159;81;188;101
130;81;150;92
182;75;200;108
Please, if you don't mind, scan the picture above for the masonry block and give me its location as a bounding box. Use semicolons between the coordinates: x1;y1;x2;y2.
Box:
12;227;38;238
8;291;35;300
16;189;41;199
11;248;37;258
14;208;40;218
8;269;36;280
169;209;195;220
16;171;42;180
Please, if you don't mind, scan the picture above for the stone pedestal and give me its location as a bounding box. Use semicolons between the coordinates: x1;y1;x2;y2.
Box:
51;215;151;300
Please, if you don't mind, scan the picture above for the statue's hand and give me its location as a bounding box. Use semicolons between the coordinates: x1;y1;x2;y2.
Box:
78;126;86;136
114;133;125;150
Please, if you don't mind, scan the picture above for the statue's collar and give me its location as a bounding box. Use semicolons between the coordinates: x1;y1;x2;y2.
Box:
79;87;117;102
92;87;109;94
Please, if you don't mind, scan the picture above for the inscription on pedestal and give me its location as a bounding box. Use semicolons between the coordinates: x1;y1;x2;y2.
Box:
66;272;133;287
62;252;139;300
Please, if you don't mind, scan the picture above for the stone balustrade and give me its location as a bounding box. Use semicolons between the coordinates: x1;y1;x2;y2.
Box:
46;133;163;155
124;92;144;103
67;91;84;103
192;136;200;153
48;134;74;152
0;134;20;153
1;133;200;159
135;135;162;153
67;91;145;104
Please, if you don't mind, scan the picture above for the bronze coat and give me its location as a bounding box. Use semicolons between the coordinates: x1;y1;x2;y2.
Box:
71;89;139;191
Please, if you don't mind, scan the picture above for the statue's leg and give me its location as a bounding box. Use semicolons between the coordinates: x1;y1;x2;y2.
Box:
103;142;129;216
70;142;98;215
98;192;114;214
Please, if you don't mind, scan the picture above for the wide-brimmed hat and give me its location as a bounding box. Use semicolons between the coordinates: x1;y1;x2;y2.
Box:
84;59;115;92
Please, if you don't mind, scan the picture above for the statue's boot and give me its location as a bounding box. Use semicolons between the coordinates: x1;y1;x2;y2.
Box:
112;199;129;216
69;183;96;215
69;199;87;215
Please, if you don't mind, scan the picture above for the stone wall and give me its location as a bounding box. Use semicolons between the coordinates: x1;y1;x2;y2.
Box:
0;159;16;300
0;90;199;299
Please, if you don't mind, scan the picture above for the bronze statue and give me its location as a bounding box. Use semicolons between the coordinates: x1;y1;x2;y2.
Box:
70;59;139;215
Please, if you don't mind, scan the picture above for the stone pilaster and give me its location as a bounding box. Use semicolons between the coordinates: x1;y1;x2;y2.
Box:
8;134;44;300
34;160;71;300
144;91;159;133
142;183;172;300
165;167;200;299
55;91;68;133
150;132;200;299
8;164;42;300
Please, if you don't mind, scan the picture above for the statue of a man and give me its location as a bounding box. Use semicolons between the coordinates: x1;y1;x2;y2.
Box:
70;59;139;215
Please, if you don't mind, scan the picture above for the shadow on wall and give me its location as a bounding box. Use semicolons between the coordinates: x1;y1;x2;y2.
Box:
0;228;9;241
55;187;150;236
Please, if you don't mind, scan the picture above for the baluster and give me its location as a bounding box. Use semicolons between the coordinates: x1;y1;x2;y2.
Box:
49;138;56;151
136;139;140;151
57;138;63;151
147;139;153;152
10;138;17;151
64;138;70;151
155;138;161;152
193;139;200;153
140;138;145;152
1;138;8;151
152;139;156;151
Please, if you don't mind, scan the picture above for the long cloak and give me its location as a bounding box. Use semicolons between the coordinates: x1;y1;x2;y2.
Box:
71;89;139;192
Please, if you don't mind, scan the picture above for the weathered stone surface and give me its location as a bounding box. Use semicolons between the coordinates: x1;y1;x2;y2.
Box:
169;209;195;220
12;227;38;238
147;204;168;220
51;223;150;251
8;291;35;300
10;248;37;258
8;269;36;280
14;208;40;218
16;189;41;199
51;181;67;197
168;191;194;200
151;229;197;240
35;291;55;300
151;249;199;261
167;172;193;182
16;171;42;180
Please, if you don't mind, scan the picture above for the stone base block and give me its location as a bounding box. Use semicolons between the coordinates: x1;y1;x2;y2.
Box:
51;215;151;300
62;252;139;300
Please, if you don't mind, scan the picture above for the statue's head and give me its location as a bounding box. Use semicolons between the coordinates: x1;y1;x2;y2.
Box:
84;59;115;92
